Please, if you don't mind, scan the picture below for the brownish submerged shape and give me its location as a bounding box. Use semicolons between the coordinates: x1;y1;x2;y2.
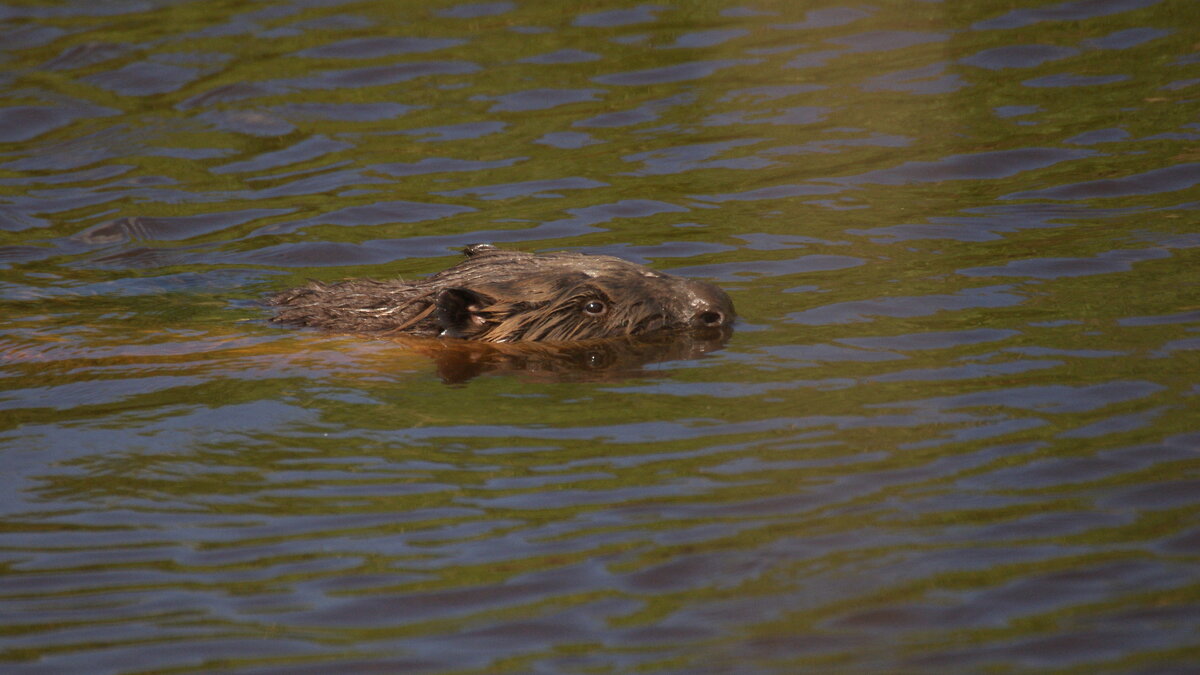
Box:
268;244;736;342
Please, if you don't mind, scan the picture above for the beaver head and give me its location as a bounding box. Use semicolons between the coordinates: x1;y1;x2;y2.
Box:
431;245;734;341
269;244;735;342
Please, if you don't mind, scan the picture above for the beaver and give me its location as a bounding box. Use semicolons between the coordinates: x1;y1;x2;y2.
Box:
268;244;735;342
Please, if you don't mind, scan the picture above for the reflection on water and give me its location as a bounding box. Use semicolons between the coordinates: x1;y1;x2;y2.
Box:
417;328;734;384
2;0;1199;673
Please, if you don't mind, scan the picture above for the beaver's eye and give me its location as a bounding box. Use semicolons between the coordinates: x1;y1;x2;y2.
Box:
583;300;607;316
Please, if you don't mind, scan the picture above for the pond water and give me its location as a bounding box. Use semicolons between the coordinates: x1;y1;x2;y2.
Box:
2;0;1199;672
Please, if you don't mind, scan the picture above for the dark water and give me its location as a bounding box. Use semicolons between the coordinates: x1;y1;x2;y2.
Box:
2;0;1199;672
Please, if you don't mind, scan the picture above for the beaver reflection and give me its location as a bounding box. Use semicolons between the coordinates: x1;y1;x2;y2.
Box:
269;244;735;342
419;328;732;384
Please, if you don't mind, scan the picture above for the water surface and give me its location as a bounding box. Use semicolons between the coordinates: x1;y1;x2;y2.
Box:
2;0;1199;672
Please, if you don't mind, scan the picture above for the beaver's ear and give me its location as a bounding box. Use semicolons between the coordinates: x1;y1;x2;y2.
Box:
434;288;488;338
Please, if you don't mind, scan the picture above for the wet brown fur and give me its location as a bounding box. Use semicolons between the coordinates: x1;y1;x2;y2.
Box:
268;244;735;342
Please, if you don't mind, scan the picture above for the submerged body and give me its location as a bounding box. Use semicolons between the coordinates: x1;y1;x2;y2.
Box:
269;244;735;342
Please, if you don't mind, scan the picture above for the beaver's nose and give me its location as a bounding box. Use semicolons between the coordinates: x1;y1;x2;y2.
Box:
696;309;727;327
685;280;736;329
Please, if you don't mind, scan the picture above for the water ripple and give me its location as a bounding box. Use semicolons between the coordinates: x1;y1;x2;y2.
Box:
0;1;1197;673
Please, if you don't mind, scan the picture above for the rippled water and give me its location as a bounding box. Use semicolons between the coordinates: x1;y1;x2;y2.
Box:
2;1;1199;672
